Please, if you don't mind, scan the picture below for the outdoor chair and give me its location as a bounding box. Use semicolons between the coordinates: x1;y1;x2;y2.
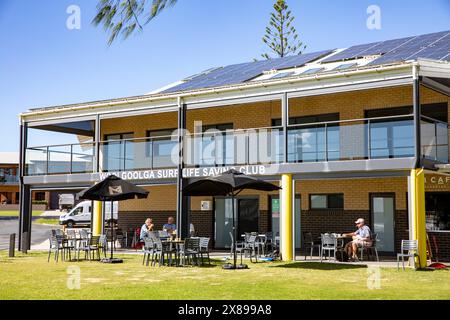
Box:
359;233;379;262
151;236;175;266
98;234;108;259
47;236;63;262
303;232;321;260
142;237;155;266
198;237;211;265
397;240;420;270
320;233;343;262
228;231;245;258
238;234;259;263
76;235;101;261
180;237;201;266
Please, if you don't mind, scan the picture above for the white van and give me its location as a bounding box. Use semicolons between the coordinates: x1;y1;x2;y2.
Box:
59;200;118;228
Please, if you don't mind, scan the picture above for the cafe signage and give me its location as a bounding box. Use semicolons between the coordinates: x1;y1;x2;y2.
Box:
425;174;450;191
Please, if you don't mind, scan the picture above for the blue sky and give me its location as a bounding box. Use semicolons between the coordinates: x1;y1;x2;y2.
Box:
1;0;449;150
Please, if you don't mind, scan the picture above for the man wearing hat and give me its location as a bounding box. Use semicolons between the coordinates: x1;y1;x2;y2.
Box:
343;218;372;261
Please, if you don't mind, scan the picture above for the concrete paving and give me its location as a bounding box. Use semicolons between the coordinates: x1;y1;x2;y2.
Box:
0;220;55;251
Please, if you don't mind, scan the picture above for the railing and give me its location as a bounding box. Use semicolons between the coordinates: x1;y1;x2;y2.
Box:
24;115;449;176
99;135;178;172
25;143;95;176
0;174;19;184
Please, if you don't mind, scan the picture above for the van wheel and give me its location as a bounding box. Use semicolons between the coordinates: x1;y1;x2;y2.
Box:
67;220;75;228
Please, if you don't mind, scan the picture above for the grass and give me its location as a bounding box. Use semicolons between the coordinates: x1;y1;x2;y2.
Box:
0;251;449;300
0;211;44;217
33;218;59;225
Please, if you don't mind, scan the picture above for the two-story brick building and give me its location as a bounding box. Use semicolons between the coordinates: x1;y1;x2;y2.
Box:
19;30;450;263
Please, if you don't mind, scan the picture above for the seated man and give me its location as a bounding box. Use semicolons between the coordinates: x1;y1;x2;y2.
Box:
140;218;154;240
343;218;372;261
163;216;177;235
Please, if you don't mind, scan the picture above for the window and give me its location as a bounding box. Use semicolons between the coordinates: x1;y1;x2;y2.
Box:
146;129;177;169
34;192;46;201
103;133;134;171
426;193;450;231
310;194;344;210
301;67;324;75
333;63;357;71
198;123;234;166
272;113;340;163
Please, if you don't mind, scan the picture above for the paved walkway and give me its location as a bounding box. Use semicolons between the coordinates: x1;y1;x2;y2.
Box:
0;220;54;251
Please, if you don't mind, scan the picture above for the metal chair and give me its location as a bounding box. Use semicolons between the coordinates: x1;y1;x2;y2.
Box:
151;236;175;266
98;234;108;258
182;237;200;266
320;233;338;262
47;236;63;262
228;231;245;258
198;237;211;265
397;240;420;270
302;232;321;260
142;237;155;266
240;234;259;263
360;233;379;262
76;235;101;261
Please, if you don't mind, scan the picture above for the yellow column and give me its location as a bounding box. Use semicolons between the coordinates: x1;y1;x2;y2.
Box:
281;174;293;261
410;169;427;268
92;201;103;236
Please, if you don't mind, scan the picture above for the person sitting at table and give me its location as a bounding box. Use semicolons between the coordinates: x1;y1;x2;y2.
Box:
140;218;154;240
343;218;372;261
163;216;177;235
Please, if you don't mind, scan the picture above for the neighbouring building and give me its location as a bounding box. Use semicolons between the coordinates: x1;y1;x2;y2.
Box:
18;30;450;262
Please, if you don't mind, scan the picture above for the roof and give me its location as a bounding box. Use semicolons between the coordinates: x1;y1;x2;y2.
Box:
0;152;19;165
161;30;450;93
22;30;450;117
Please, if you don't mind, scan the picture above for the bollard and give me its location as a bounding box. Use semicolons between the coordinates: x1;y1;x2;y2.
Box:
9;233;15;257
22;232;29;254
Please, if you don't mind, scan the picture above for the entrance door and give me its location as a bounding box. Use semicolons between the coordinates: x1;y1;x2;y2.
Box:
270;196;301;249
238;199;259;236
371;194;395;253
214;197;259;249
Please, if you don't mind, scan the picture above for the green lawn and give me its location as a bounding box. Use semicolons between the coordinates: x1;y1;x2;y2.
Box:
0;211;44;217
0;251;449;300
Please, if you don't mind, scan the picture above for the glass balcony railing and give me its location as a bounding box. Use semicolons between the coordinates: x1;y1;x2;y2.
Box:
24;115;449;176
99;135;178;172
0;174;19;184
25;143;94;175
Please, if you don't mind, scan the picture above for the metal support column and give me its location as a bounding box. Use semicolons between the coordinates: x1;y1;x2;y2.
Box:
18;123;32;250
281;93;289;163
176;98;189;239
413;69;422;168
94;114;101;172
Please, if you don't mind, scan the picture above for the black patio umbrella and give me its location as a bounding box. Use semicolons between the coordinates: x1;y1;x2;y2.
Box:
77;175;149;263
183;169;281;270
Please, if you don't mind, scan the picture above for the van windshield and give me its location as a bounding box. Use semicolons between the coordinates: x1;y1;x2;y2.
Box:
69;206;83;216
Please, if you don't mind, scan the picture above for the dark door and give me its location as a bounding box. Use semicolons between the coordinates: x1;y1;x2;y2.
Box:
238;199;259;236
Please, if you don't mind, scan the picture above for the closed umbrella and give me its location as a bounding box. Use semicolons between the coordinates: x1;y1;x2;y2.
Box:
183;169;280;269
77;175;149;263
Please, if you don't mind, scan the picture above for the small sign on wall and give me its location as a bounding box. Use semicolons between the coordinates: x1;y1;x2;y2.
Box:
201;201;212;211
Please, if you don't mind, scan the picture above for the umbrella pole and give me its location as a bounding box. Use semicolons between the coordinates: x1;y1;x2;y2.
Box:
110;200;114;259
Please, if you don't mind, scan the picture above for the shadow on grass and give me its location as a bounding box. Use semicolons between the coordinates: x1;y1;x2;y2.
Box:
271;261;367;270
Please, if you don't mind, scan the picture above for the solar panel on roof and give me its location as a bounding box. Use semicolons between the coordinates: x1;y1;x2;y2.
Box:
163;49;334;93
370;30;450;65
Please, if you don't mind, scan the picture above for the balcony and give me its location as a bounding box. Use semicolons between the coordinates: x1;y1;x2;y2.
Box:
24;115;449;176
0;174;19;184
